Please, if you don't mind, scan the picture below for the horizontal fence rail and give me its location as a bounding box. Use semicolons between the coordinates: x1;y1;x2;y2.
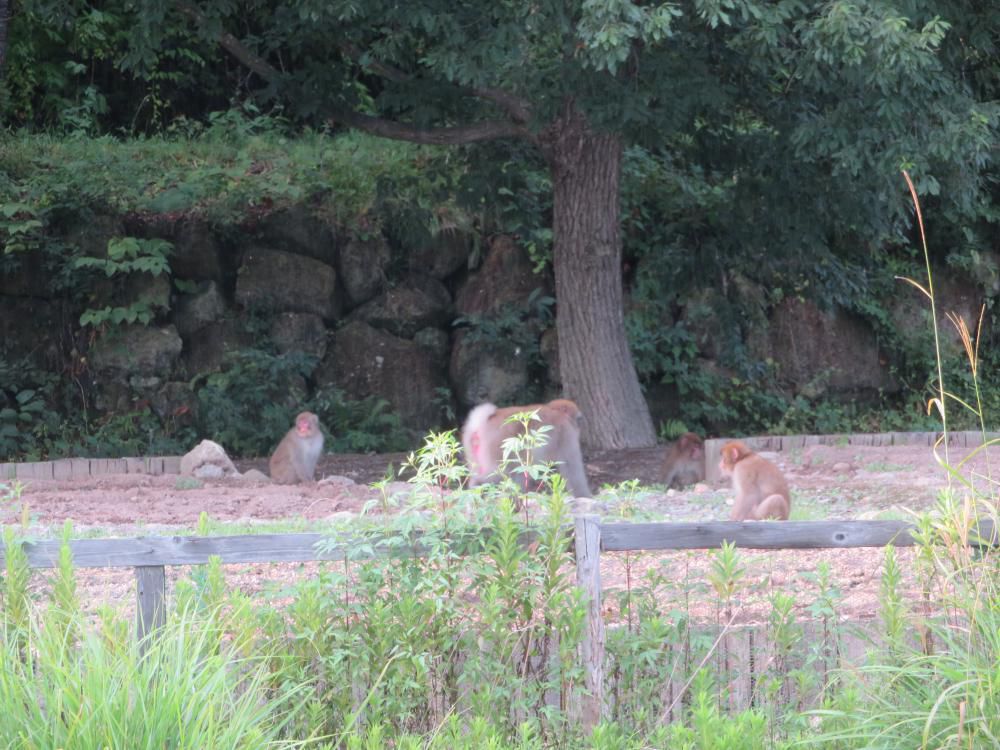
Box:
1;517;996;730
7;533;338;568
604;520;922;551
4;519;996;570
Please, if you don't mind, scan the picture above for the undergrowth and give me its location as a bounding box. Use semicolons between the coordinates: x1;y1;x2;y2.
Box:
2;226;1000;749
802;172;1000;748
0;123;443;460
0;127;437;228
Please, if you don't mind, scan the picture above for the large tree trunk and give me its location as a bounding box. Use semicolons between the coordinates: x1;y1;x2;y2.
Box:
546;105;656;450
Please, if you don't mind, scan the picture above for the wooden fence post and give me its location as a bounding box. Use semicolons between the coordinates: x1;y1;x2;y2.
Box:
575;514;605;734
135;565;166;652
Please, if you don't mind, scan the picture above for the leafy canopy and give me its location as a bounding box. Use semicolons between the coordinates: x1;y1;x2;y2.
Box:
115;2;997;237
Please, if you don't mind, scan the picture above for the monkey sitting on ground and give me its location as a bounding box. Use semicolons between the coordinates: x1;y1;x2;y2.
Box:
718;440;790;520
460;398;592;498
269;411;324;484
662;432;705;489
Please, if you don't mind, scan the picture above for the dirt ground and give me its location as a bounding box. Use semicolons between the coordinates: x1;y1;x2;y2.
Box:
9;441;994;626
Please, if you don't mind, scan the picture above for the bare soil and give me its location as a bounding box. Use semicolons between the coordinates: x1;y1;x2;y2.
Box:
11;441;992;625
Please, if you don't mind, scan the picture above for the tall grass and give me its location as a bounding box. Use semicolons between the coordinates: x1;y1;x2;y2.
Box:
0;532;300;748
0;611;297;748
806;172;1000;748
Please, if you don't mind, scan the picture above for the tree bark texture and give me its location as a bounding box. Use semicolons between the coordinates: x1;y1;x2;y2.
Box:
547;105;656;449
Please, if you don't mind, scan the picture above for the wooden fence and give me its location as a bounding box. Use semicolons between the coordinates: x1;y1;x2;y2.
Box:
4;517;995;730
0;456;182;481
703;429;1000;482
1;429;996;483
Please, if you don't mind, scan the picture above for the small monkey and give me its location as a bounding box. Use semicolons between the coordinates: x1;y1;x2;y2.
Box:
662;432;705;489
718;440;790;520
461;398;592;497
269;411;324;484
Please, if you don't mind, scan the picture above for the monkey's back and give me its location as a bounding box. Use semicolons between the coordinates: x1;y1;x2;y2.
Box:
758;455;790;499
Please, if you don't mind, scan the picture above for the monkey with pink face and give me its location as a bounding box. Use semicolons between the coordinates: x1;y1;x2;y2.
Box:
461;398;592;497
269;411;324;484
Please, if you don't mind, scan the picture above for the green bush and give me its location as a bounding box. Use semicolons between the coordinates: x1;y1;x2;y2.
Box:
192;348;411;457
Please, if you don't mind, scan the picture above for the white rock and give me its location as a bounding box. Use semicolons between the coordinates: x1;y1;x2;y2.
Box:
240;468;270;482
193;464;225;480
180;439;238;477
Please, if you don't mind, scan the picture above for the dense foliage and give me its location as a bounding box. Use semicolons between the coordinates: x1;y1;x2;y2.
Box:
4;0;997;451
7;0;995;246
0;128;433;458
2;1;1000;454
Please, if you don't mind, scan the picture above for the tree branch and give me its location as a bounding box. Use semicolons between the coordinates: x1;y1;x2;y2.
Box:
338;40;408;84
175;2;529;144
329;108;527;144
339;41;533;124
469;86;532;125
176;1;279;83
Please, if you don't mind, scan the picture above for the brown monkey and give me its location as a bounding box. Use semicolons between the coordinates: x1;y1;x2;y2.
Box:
269;411;324;484
662;432;705;489
461;398;592;497
718;440;790;520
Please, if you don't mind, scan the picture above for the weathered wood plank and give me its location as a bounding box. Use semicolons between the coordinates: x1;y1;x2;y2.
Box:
52;459;74;480
18;461;54;480
600;521;920;551
124;457;146;474
574;515;605;732
100;458;129;474
8;533;327;568
136;565;166;650
601;519;996;551
70;458;92;479
945;431;966;446
2;532;439;569
961;431;1000;447
5;455;188;477
2;522;996;571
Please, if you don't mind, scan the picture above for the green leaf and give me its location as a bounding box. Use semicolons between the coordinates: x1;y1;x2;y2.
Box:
146;186;198;213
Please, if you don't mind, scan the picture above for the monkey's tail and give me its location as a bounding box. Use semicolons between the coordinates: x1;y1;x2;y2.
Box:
461;402;498;441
